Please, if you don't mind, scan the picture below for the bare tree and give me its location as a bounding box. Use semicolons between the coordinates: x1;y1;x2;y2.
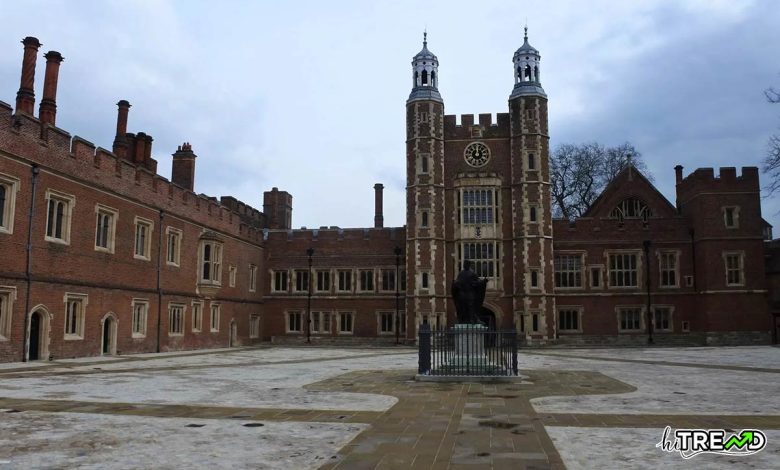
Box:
762;85;780;194
550;141;649;219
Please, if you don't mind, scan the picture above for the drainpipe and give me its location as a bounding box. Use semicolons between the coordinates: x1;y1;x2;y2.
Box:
22;164;40;362
156;210;164;353
689;229;697;292
643;240;653;345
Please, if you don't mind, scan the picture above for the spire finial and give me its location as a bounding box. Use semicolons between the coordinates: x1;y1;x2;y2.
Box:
423;28;427;47
524;22;528;41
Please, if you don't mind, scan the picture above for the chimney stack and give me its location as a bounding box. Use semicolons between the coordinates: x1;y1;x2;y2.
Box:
374;183;384;228
675;165;684;184
143;134;153;169
112;100;131;158
38;51;63;126
171;142;197;191
134;132;147;165
16;37;41;115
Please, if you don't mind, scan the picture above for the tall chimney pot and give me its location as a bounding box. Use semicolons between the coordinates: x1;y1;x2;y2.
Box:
39;51;64;126
112;100;131;158
675;165;684;184
16;37;42;115
374;183;384;228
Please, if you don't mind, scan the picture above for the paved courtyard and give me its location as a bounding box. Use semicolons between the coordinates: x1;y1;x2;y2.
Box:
0;345;777;469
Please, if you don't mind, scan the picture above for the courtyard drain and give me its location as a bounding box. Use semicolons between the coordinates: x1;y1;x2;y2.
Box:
4;409;21;413
476;452;491;457
243;423;265;427
185;424;205;428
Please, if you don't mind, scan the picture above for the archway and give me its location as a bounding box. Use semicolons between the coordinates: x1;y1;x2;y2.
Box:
477;307;497;331
100;313;117;356
27;306;50;361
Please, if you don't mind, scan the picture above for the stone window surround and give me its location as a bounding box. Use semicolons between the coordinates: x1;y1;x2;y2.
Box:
616;305;645;333
722;205;740;229
589;265;604;289
63;292;88;340
228;265;237;288
376;310;396;335
723;251;745;287
131;298;148;338
0;173;20;235
271;270;289;292
657;250;680;288
165;226;182;267
0;286;17;341
209;302;220;333
249;264;258;292
554;251;585;290
337;311;355;335
285;310;303;334
652;304;674;332
606;250;642;289
44;188;75;245
168;303;185;336
191;300;203;333
311;310;332;334
94;203;118;254
557;306;583;333
133;216;154;261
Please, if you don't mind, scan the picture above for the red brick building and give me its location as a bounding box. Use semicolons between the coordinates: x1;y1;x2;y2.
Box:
0;33;774;362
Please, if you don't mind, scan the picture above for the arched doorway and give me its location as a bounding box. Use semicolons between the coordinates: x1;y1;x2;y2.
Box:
27;306;50;361
101;314;117;356
29;311;42;360
229;320;237;347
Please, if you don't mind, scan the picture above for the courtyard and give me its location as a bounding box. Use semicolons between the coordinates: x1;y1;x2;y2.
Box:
0;345;777;469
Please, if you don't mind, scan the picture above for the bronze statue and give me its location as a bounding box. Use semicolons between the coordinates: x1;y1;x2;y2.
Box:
451;260;488;324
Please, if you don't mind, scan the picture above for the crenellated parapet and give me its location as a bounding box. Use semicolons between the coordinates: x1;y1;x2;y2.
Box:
0;101;266;245
676;166;760;205
444;113;510;139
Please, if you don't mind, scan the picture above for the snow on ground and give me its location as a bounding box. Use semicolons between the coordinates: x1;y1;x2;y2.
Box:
530;346;779;370
0;410;367;470
523;349;780;416
0;351;417;411
545;426;780;470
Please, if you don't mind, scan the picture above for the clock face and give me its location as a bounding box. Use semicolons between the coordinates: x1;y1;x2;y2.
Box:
464;142;491;167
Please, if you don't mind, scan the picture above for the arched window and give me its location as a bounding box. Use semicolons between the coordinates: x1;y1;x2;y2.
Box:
609;198;652;222
414;71;419;85
524;65;531;80
430;71;436;87
421;70;428;85
534;65;539;82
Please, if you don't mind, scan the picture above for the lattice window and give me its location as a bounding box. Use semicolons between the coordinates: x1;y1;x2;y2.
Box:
554;254;582;288
459;188;497;225
609;198;651;221
609;253;638;287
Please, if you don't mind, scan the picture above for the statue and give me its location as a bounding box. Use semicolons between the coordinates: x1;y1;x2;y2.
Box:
451;260;488;324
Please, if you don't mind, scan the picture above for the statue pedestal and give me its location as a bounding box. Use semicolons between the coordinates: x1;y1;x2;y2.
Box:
444;323;493;374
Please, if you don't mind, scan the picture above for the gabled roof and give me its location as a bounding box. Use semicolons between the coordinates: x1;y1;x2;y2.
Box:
581;164;678;219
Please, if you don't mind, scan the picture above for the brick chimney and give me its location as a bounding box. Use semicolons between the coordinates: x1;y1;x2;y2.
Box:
263;187;293;230
143;134;153;169
16;37;41;115
134;132;147;165
38;51;63;126
374;183;384;228
112;100;131;158
675;165;684;184
171;142;197;191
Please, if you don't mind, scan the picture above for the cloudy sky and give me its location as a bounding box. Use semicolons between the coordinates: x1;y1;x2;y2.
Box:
0;0;779;229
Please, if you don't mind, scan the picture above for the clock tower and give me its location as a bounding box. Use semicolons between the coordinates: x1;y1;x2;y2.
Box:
508;27;556;341
406;33;448;335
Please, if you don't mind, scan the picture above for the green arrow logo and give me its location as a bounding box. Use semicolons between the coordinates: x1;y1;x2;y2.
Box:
724;431;754;450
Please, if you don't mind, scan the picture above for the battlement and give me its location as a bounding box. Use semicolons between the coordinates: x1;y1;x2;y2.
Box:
0;110;266;245
677;166;760;198
265;226;405;244
444;113;510;139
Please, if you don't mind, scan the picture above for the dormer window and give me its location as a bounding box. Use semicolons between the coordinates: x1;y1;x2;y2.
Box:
610;198;651;222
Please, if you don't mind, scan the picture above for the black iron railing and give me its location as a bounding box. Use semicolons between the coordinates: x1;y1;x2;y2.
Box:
418;324;518;376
